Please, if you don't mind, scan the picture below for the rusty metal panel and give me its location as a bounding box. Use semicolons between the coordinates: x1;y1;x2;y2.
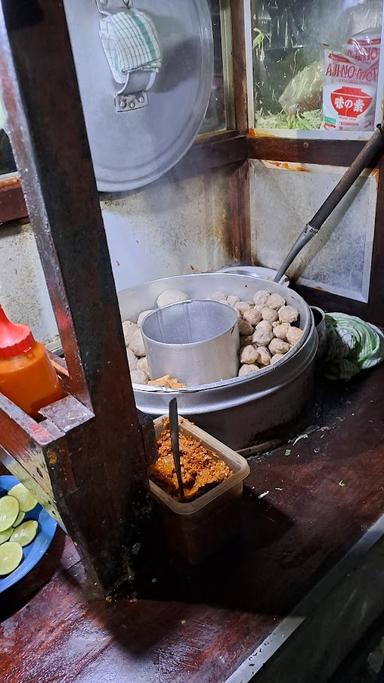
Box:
0;168;234;346
102;168;234;292
250;160;378;302
0;222;57;342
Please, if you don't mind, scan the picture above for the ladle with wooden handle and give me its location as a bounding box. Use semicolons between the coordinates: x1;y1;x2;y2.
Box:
274;124;384;283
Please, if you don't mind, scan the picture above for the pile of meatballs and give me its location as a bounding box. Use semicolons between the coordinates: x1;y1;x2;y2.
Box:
122;288;303;387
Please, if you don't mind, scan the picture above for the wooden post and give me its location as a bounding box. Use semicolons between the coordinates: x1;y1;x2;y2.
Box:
0;0;150;593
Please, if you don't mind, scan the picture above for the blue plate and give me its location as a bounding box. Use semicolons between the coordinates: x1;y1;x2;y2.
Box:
0;475;57;592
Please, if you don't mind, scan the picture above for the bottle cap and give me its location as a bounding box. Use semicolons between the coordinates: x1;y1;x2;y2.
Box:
0;306;34;360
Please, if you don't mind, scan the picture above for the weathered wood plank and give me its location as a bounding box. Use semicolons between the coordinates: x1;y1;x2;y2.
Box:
247;135;372;167
0;174;27;224
228;160;252;263
0;0;150;591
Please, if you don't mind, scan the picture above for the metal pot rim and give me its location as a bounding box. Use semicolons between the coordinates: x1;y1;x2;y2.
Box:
118;272;314;394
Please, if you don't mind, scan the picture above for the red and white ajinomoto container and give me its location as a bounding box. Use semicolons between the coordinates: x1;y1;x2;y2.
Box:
322;31;381;131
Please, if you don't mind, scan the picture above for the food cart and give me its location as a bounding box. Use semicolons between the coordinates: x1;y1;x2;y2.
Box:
1;0;384;681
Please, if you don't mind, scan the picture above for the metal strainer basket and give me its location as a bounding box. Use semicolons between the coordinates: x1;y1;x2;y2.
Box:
142;300;240;386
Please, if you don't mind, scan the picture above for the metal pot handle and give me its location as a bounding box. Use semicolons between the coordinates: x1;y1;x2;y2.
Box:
96;0;133;11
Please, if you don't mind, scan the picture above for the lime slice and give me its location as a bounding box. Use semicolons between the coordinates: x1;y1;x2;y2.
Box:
8;483;37;512
0;495;19;532
13;511;25;527
0;542;23;575
0;528;12;545
10;520;38;547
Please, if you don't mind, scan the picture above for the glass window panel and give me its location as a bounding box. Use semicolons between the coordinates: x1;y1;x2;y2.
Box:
252;0;383;131
200;0;228;133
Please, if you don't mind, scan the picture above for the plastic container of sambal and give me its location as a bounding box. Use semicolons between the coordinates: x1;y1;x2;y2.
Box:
149;416;250;564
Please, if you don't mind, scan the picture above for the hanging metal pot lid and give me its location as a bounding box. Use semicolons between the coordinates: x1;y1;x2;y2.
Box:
64;0;214;192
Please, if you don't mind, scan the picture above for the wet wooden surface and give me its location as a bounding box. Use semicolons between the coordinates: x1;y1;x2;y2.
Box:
1;367;384;682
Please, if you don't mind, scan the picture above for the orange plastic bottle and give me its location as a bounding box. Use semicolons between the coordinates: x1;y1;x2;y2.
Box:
0;306;63;418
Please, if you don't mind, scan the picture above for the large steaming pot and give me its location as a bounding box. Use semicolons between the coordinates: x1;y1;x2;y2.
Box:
118;274;317;449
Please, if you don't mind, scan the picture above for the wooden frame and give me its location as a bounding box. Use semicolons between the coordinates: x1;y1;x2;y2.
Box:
4;5;384;678
0;0;250;594
0;0;154;593
2;0;383;584
0;173;27;224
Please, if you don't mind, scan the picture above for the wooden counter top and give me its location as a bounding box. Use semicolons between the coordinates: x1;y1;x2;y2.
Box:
2;367;384;682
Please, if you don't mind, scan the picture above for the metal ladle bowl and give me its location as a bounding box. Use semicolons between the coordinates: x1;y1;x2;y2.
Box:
142;299;240;386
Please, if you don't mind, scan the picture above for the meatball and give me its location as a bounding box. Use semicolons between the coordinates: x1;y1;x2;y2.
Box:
130;369;148;385
240;334;254;348
253;290;270;309
266;293;286;310
257;346;271;366
137;357;149;374
156;289;188;308
123;320;138;346
261;306;278;323
243;308;262;326
269;338;291;355
129;329;146;357
238;364;259;377
235;301;253;315
227;295;240;307
240;345;259;365
252;320;274;346
238;319;254;336
127;348;138;371
278;305;299;324
286;326;303;346
273;322;290;341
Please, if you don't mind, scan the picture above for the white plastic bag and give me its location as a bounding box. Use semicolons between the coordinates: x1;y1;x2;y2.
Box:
279;61;323;116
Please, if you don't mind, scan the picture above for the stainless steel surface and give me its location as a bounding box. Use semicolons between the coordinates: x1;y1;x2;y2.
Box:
169;398;184;501
64;0;214;191
220;266;290;287
310;306;327;360
139;324;317;449
274;224;317;284
142;299;239;386
115;91;148;113
119;273;318;448
226;511;384;683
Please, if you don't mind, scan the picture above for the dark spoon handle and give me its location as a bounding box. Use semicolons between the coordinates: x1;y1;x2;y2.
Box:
169;398;185;501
